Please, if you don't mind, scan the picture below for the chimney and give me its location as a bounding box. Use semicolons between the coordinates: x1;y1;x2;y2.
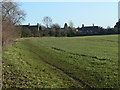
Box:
82;24;84;27
37;23;40;31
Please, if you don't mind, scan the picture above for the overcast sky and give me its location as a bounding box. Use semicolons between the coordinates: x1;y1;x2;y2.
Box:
20;2;118;28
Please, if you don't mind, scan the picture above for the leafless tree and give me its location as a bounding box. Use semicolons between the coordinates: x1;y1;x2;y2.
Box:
42;16;52;28
2;0;26;46
2;0;26;25
107;26;111;29
69;20;74;28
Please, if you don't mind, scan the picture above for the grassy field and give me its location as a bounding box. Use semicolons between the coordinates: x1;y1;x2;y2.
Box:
2;35;118;88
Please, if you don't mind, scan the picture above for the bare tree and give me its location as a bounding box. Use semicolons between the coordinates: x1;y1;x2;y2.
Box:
42;16;52;28
2;0;26;25
2;0;26;46
107;26;111;29
69;20;74;28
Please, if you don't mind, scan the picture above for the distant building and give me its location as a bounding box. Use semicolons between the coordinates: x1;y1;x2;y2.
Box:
20;23;41;31
76;24;101;35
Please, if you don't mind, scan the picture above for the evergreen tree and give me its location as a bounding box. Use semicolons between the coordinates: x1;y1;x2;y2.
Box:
48;30;55;36
67;28;76;37
114;19;120;33
64;23;68;30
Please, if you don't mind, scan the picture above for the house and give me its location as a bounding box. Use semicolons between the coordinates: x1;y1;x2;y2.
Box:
20;23;40;31
76;24;101;35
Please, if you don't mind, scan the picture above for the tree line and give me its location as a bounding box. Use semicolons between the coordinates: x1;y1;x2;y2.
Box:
20;23;76;37
20;23;119;38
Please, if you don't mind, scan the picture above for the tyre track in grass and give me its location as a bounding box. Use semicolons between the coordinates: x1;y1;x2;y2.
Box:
23;40;91;88
51;47;112;61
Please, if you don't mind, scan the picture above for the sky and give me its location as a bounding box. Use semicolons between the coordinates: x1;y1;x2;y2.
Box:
119;1;120;19
20;2;118;28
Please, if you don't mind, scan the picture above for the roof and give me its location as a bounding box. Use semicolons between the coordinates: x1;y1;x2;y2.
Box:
80;26;99;30
21;25;29;27
29;25;38;27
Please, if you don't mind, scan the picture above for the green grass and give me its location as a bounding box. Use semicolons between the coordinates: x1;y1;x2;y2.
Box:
2;35;118;88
